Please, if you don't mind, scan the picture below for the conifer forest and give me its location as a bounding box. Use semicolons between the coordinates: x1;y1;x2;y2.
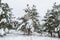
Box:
0;0;60;40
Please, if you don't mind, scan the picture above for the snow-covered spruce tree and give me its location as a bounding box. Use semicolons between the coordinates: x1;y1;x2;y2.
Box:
17;4;40;35
30;5;40;32
23;4;40;34
0;0;12;33
52;3;60;38
43;3;60;37
17;4;30;35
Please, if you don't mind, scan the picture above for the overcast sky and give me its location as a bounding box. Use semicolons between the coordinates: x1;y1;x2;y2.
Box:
2;0;60;24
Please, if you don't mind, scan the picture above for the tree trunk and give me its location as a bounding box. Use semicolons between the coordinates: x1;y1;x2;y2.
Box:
58;31;60;38
50;32;52;37
48;31;52;37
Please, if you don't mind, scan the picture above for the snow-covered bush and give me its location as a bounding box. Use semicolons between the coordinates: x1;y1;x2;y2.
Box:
0;28;6;37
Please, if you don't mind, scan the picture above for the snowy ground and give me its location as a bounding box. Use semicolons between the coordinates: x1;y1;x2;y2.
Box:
0;35;60;40
0;30;60;40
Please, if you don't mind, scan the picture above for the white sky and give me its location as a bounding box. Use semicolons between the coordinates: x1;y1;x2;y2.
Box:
2;0;60;24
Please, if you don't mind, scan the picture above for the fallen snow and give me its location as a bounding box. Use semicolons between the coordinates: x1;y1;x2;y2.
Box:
0;28;5;35
0;35;60;40
0;30;60;40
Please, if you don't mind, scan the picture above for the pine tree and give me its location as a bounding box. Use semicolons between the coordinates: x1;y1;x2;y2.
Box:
52;3;60;38
0;0;12;33
19;4;30;34
23;4;40;34
31;5;40;32
43;3;60;37
17;4;40;35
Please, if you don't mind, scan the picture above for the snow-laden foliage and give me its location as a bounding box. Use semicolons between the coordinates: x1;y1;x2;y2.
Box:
43;3;60;37
16;4;41;35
